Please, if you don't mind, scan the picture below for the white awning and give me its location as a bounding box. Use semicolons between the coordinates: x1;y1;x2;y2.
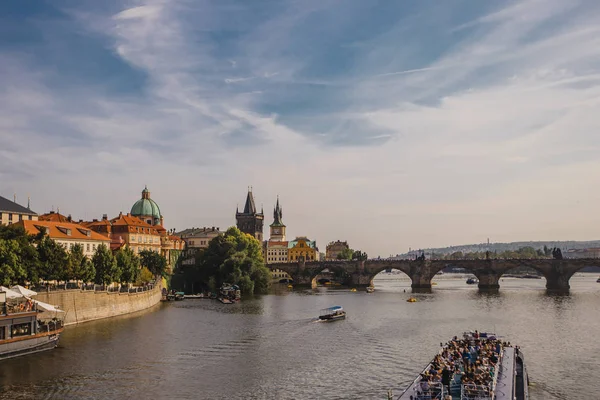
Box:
10;285;37;297
0;286;23;299
33;299;64;313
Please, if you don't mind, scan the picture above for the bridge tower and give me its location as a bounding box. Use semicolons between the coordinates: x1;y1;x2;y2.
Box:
236;187;264;241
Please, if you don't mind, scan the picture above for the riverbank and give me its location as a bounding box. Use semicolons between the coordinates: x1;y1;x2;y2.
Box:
33;280;163;326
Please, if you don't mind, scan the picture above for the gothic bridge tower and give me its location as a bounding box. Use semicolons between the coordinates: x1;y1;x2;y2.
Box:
236;187;264;241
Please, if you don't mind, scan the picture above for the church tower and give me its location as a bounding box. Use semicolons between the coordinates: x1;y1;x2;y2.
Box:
236;187;264;241
269;196;286;241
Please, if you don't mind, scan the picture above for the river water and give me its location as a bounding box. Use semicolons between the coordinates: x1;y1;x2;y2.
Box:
1;273;598;400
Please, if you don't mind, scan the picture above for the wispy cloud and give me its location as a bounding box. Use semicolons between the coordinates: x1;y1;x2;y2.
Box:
1;0;600;255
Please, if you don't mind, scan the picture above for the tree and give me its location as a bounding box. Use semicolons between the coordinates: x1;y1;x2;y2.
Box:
336;247;353;260
0;239;26;286
117;247;141;284
139;250;167;278
93;244;120;285
135;267;154;286
69;244;96;284
0;225;41;284
37;237;69;283
195;227;270;294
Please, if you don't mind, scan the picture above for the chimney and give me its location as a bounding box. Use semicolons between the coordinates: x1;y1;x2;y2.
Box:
102;214;108;221
67;214;72;222
49;211;55;214
79;219;83;223
119;211;123;217
93;219;98;222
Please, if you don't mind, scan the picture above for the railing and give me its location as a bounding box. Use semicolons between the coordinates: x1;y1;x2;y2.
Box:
409;381;446;400
31;282;156;294
460;383;493;400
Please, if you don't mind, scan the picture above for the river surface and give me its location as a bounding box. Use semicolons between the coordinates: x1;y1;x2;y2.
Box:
1;273;598;400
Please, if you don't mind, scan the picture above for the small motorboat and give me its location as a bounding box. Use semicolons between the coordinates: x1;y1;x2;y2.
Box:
432;282;438;286
287;284;293;289
350;288;357;292
366;287;375;293
319;306;346;322
407;297;417;303
466;278;478;285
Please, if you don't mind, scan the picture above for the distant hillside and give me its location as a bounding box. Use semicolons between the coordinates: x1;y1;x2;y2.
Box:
398;240;600;258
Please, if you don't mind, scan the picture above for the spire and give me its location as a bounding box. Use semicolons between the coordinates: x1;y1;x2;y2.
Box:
272;195;284;226
27;196;30;210
243;187;257;214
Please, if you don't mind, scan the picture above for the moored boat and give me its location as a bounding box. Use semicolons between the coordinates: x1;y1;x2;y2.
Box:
407;297;417;303
391;331;529;400
1;288;65;360
466;277;478;285
597;276;600;283
318;306;346;322
366;287;375;293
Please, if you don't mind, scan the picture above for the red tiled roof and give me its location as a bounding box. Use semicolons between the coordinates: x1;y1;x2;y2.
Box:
13;220;111;242
39;212;71;223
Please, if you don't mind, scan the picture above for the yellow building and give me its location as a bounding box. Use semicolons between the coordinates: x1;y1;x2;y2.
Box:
288;237;319;262
0;195;38;225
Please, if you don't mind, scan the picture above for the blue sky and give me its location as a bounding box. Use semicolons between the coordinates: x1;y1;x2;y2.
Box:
2;0;600;256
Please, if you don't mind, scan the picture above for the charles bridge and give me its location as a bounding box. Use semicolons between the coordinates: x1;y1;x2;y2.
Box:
269;258;600;292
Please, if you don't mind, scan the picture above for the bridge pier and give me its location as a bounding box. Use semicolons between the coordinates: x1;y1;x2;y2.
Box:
476;271;501;291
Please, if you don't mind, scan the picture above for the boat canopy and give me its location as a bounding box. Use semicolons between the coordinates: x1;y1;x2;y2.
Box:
0;286;23;299
321;305;343;313
10;285;37;297
33;299;64;313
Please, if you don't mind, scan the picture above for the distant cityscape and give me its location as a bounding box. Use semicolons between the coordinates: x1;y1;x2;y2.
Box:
2;187;600;275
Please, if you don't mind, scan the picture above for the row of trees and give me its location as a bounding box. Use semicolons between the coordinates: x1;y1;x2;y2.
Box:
434;246;553;260
336;247;368;261
0;225;166;287
193;227;270;294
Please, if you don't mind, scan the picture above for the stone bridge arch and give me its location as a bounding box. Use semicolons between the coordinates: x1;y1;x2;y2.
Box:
363;261;414;287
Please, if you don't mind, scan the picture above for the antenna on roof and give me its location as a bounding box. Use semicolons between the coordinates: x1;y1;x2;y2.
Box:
13;193;16;203
27;196;30;209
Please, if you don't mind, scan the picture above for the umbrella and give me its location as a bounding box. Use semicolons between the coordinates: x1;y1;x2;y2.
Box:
0;286;24;299
10;285;37;297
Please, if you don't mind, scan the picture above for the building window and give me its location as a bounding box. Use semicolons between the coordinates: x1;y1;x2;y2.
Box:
0;212;2;220
28;215;32;220
93;244;96;251
87;244;90;252
19;214;22;221
8;214;12;222
0;326;4;340
131;236;135;242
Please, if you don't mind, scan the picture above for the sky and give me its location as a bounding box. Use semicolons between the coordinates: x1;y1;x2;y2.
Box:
1;0;600;257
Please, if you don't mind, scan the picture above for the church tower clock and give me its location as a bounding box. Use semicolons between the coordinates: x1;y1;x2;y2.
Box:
269;196;286;241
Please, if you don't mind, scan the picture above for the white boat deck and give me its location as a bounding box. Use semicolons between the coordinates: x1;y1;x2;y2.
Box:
494;346;515;400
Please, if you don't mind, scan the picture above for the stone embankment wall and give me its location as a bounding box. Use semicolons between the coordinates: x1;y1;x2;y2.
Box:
33;282;163;326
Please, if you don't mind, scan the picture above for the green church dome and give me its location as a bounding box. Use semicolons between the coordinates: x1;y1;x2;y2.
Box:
131;186;161;223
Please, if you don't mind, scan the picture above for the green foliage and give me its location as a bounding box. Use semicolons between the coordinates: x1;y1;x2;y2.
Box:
352;250;368;261
195;227;270;294
135;267;154;285
37;237;69;283
116;247;141;284
139;250;167;277
0;239;26;286
0;225;40;284
336;247;353;260
93;244;120;285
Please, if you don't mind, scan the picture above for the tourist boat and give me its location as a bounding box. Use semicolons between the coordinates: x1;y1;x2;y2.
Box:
318;306;346;322
174;292;185;301
391;331;529;400
366;287;375;293
466;278;478;285
0;289;65;360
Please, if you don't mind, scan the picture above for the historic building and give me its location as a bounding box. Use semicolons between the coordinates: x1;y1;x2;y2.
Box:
14;220;111;258
235;188;264;241
130;186;163;226
0;195;37;225
288;236;319;262
177;227;222;266
39;211;72;223
85;212;162;253
266;197;289;264
326;240;350;260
